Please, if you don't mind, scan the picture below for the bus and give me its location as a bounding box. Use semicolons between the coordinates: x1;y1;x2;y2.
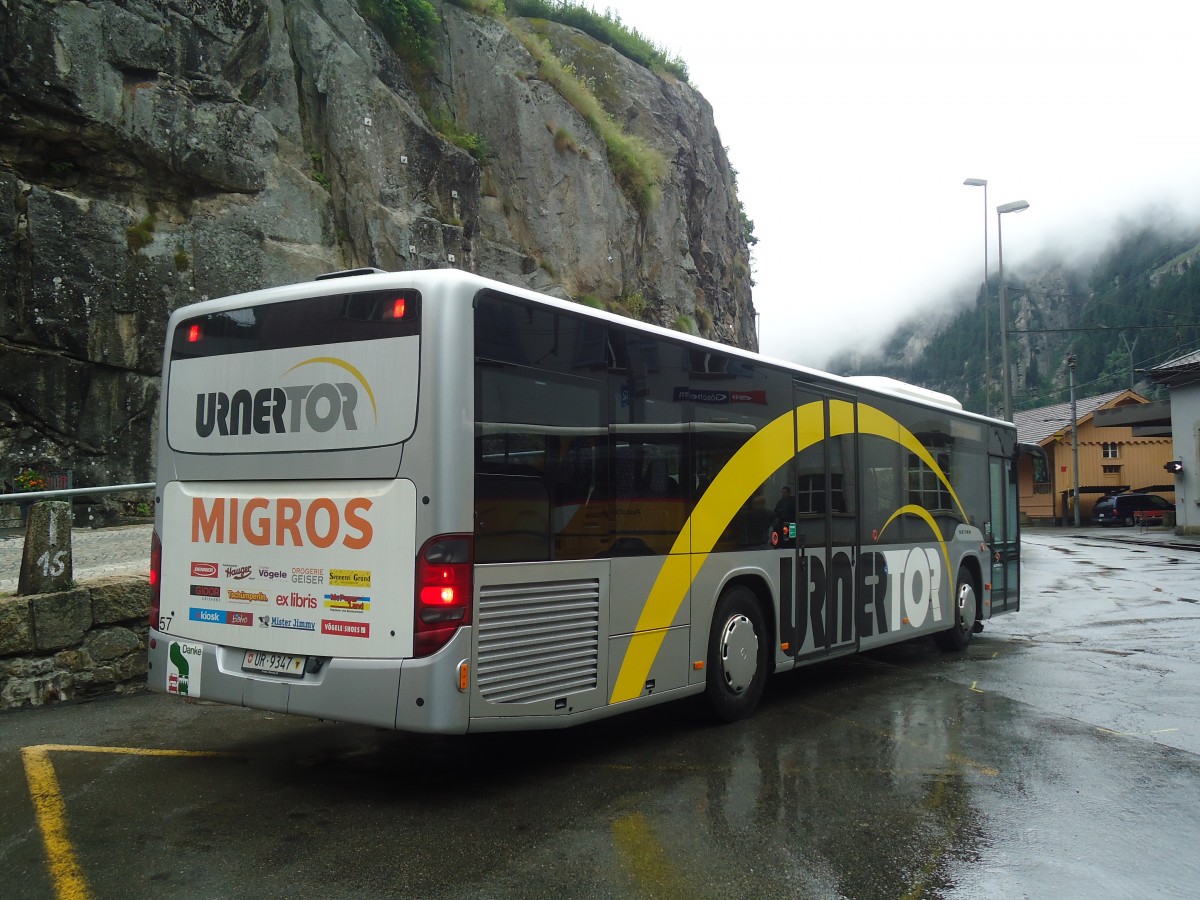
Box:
147;268;1020;732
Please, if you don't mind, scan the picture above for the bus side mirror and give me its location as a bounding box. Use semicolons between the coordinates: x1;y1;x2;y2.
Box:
1164;460;1184;474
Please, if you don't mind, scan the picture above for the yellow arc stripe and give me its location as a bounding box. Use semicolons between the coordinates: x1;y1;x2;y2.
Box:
282;356;379;422
610;399;962;704
879;504;951;576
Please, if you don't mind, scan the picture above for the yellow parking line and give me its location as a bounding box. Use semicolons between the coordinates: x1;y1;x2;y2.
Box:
21;746;91;900
26;744;233;758
20;745;237;900
611;812;687;900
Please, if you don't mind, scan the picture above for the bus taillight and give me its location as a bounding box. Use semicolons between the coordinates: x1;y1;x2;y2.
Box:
149;531;162;630
414;534;473;658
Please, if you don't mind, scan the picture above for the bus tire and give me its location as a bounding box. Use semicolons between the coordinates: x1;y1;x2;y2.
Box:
705;586;768;723
935;570;978;652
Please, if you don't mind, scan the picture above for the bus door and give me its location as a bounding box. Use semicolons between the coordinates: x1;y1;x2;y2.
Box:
790;383;859;661
989;454;1020;613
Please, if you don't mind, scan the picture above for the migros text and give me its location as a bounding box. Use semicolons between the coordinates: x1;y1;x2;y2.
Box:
191;496;373;549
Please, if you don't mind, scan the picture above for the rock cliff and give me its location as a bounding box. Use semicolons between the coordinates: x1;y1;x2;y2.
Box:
0;0;755;497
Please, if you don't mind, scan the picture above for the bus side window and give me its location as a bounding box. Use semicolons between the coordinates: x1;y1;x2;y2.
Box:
474;472;550;563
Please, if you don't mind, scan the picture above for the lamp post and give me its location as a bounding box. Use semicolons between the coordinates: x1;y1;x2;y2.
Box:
996;199;1030;421
1068;353;1081;527
963;178;990;415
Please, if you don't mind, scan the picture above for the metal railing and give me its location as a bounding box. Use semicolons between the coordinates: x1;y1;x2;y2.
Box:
0;483;154;503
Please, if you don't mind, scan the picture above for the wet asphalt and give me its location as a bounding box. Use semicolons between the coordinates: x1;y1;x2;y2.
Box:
2;526;1199;898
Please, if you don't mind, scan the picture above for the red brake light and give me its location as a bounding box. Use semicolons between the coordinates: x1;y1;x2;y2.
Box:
389;298;406;320
187;323;201;342
149;531;162;629
414;535;472;658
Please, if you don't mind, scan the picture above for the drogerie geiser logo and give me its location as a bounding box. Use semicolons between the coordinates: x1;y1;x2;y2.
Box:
194;357;378;438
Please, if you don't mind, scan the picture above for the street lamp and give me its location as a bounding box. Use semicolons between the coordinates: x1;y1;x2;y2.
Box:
996;199;1030;421
1067;353;1081;527
963;178;990;415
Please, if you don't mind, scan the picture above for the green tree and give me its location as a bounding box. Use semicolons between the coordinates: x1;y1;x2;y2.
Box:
358;0;440;71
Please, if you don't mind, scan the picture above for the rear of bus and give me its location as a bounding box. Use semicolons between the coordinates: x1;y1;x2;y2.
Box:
147;270;477;733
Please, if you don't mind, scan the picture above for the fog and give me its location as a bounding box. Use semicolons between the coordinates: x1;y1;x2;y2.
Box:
599;0;1200;367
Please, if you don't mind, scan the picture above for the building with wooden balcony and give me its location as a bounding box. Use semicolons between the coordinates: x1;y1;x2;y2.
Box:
1013;390;1174;525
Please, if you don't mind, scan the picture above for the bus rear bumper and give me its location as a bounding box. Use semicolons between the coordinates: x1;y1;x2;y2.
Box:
147;628;471;734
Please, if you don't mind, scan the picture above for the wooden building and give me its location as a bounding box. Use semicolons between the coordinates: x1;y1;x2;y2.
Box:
1013;390;1174;525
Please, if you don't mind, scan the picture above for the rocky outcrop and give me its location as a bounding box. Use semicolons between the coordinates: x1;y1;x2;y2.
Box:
0;0;755;494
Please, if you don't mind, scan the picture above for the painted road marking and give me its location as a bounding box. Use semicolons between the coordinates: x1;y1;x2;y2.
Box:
612;812;688;900
21;745;236;900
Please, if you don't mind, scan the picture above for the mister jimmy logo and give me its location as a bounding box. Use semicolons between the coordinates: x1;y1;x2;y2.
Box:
193;357;378;438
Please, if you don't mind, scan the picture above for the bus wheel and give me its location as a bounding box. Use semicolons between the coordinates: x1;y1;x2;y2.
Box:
935;571;978;652
706;586;768;723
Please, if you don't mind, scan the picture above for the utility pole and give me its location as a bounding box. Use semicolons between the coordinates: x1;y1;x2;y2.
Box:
1119;332;1138;390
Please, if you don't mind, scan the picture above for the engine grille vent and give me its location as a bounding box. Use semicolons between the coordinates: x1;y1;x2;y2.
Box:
477;578;600;704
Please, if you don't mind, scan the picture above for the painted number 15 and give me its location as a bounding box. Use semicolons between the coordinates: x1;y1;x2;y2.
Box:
37;550;67;577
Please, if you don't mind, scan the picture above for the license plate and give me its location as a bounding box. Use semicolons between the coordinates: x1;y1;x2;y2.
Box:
242;650;306;678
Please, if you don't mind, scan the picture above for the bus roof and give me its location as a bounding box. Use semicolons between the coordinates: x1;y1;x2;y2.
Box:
167;268;1011;431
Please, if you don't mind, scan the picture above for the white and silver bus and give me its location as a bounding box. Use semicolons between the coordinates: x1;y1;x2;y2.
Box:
148;269;1020;732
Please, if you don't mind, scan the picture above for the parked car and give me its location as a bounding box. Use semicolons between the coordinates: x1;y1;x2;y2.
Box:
1091;492;1174;527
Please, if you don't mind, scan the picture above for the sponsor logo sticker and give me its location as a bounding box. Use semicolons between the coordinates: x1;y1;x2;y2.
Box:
224;564;253;580
257;567;288;581
276;591;318;609
324;593;370;612
321;619;370;638
329;569;371;587
291;566;324;584
167;640;203;695
189;584;221;598
191;562;218;578
266;616;317;632
189;608;253;626
226;589;269;603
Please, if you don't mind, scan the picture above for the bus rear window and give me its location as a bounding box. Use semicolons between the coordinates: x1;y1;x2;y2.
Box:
172;290;421;359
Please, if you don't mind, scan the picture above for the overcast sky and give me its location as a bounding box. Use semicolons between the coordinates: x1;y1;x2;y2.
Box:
598;0;1200;368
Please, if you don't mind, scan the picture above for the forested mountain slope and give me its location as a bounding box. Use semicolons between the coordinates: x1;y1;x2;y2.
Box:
832;225;1200;415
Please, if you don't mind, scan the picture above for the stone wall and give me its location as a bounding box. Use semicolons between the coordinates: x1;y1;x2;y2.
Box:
0;576;149;710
